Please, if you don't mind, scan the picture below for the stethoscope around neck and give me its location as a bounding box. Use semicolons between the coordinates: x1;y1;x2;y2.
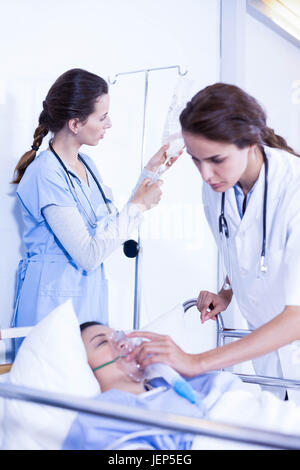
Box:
48;140;139;258
49;140;112;222
219;153;268;289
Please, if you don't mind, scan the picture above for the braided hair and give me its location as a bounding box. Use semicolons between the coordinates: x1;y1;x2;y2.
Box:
12;68;108;184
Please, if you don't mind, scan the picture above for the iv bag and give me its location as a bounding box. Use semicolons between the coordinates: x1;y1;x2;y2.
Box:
162;75;193;159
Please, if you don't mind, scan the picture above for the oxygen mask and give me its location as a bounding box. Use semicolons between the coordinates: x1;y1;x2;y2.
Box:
92;330;144;383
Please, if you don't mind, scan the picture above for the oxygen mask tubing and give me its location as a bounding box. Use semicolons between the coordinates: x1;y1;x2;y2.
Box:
92;330;144;383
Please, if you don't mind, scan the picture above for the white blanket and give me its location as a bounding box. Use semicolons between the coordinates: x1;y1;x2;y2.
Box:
0;373;9;448
193;387;300;450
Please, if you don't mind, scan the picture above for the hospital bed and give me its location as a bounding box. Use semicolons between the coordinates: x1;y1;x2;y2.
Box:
1;298;300;450
1;380;300;450
183;299;300;392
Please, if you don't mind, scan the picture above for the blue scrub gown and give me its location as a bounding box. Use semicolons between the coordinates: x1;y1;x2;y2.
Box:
13;150;110;351
63;372;242;450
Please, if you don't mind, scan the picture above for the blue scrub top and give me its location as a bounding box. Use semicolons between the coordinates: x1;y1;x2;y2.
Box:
13;149;110;347
233;182;256;219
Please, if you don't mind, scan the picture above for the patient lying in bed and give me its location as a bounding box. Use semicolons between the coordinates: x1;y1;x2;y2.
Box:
5;303;300;451
62;322;243;450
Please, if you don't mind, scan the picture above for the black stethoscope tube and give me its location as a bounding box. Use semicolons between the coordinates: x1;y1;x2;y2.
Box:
48;141;139;258
219;154;268;271
49;141;112;214
261;156;268;258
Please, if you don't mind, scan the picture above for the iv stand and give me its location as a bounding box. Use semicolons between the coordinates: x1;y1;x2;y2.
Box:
108;65;188;330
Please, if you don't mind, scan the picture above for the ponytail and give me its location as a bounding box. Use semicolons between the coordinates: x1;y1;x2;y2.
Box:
12;125;48;184
11;68;109;185
261;127;300;158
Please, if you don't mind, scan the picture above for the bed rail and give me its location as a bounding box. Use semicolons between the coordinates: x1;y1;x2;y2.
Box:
0;327;31;374
183;298;300;391
0;381;300;450
0;327;32;340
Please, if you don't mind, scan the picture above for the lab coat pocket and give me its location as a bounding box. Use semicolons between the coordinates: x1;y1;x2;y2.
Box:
268;248;284;273
39;261;83;297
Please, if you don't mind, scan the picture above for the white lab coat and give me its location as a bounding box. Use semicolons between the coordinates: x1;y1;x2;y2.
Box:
202;146;300;403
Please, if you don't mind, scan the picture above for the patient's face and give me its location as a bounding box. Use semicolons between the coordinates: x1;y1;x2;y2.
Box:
81;324;115;370
81;324;142;386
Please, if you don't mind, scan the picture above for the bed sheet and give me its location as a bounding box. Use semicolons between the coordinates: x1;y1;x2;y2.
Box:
192;387;300;450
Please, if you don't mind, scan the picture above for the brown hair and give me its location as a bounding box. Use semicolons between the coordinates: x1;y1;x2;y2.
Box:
12;68;108;184
180;82;299;157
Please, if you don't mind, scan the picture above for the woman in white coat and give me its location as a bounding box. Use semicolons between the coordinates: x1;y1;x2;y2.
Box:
128;83;300;402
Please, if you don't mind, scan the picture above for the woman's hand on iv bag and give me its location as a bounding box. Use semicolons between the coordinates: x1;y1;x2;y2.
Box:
197;287;233;324
131;178;163;212
144;143;183;173
125;331;199;378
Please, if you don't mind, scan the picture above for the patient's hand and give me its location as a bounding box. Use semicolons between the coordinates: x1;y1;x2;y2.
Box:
197;289;233;323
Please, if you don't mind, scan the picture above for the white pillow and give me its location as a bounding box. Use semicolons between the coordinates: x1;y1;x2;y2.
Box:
0;372;9;449
143;302;216;355
3;299;100;450
142;303;189;350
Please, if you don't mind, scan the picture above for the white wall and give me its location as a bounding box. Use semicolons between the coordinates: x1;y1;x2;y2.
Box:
245;13;300;153
0;0;221;360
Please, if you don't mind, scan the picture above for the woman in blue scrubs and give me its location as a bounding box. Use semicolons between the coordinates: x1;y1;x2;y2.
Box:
12;68;177;353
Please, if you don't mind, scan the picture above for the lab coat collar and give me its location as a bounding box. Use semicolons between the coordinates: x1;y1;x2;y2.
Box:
222;147;274;235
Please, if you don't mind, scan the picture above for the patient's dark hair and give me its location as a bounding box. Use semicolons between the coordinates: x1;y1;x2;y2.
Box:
80;321;103;333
